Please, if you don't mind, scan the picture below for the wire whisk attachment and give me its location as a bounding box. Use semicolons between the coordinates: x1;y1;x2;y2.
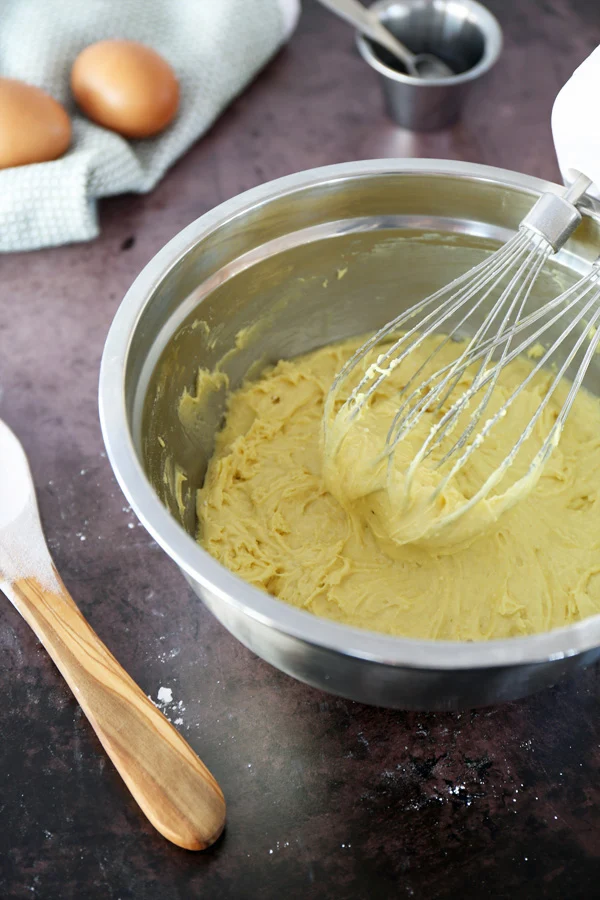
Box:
323;174;593;547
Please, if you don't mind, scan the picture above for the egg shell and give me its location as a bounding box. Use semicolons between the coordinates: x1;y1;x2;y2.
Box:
71;40;180;139
0;79;71;170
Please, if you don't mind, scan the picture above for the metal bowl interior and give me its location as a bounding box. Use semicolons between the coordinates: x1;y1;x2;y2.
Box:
99;159;600;709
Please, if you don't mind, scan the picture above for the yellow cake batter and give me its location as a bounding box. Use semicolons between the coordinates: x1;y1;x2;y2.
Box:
197;335;600;640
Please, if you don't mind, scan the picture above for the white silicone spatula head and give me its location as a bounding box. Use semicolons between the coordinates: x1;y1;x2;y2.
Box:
0;419;60;592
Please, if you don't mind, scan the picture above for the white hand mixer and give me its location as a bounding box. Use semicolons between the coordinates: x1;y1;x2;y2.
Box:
324;47;600;540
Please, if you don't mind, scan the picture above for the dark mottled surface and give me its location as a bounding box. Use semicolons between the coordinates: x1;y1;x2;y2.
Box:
1;2;600;898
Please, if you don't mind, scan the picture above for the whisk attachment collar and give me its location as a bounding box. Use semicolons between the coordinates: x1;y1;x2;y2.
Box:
521;189;584;252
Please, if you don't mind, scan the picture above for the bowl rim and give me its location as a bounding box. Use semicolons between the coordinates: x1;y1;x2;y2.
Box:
356;0;504;88
99;157;600;671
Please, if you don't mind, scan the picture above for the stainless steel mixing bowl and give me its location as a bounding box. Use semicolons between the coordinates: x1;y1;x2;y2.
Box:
99;159;600;711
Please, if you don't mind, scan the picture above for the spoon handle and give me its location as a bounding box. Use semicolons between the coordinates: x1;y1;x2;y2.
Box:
318;0;416;69
5;572;225;850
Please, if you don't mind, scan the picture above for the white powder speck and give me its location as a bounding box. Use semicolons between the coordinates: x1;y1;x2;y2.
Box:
157;687;173;704
269;849;273;855
248;763;252;768
127;523;134;529
448;785;466;795
174;717;183;725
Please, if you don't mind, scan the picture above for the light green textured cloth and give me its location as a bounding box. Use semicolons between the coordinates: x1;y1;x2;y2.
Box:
0;0;298;251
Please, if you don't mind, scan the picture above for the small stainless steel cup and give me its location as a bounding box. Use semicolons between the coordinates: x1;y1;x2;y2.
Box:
357;0;503;131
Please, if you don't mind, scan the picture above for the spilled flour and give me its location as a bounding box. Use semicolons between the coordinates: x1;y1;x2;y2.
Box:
157;686;173;704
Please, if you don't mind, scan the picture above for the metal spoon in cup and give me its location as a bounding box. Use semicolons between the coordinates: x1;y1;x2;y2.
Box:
318;0;455;79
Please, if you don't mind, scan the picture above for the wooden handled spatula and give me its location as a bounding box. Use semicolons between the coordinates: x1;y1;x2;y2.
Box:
0;418;225;850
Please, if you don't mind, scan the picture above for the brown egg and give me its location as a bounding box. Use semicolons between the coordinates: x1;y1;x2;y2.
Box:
71;40;179;139
0;79;71;169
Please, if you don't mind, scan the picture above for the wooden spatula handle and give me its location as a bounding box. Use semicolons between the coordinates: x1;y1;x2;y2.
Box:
7;572;225;851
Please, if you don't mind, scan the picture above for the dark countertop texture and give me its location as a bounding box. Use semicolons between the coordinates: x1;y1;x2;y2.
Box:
2;1;600;898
